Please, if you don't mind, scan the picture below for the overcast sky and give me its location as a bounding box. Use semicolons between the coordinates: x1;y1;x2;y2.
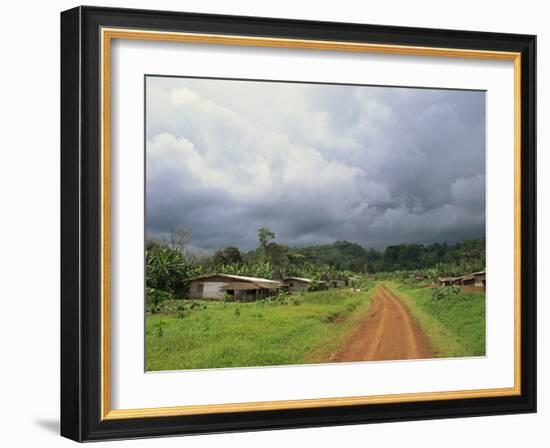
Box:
145;76;485;251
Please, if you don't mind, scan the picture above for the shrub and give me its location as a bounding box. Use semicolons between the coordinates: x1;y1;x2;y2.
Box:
175;301;207;318
147;303;165;314
146;287;172;306
146;287;172;314
261;291;293;306
431;285;462;301
223;292;235;302
308;280;329;292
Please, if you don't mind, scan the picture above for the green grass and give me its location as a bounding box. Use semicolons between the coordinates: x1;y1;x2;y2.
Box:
385;281;486;358
146;288;374;371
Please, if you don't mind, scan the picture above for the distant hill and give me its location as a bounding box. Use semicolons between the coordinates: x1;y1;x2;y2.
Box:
243;238;486;274
288;241;370;272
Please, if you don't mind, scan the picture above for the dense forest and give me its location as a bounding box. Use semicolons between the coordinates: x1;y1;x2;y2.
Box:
286;239;485;273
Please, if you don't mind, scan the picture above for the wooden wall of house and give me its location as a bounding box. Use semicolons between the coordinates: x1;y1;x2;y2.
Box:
232;288;271;301
189;279;228;300
286;281;309;293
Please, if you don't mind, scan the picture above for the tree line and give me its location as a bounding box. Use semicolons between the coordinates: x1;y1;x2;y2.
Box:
146;226;485;298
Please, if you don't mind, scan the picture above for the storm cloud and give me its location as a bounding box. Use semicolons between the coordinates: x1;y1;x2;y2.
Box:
145;76;485;251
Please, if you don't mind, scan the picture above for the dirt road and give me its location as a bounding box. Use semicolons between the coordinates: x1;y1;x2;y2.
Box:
332;285;433;362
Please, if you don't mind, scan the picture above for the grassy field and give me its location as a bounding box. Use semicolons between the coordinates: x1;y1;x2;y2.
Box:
386;281;486;358
146;288;375;371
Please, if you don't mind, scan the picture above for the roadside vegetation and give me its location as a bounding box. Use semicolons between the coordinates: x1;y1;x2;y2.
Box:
385;281;486;358
146;288;374;371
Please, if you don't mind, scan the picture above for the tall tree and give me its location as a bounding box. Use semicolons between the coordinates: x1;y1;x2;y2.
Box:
258;227;275;249
258;227;275;261
213;246;243;265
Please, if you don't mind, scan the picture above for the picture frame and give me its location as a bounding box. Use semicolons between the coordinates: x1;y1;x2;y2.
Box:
60;5;536;442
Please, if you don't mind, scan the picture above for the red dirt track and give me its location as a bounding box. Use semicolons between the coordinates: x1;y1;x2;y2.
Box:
332;285;433;362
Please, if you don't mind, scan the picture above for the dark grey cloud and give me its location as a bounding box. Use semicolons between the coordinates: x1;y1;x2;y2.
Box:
145;77;485;250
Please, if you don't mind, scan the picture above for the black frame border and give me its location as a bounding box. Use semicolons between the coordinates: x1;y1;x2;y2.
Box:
61;6;536;442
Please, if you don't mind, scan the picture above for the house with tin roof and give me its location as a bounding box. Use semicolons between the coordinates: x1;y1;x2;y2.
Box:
187;273;282;301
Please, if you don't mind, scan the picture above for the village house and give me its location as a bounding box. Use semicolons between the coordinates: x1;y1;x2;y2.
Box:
473;271;486;288
187;274;282;301
335;276;359;288
319;274;353;288
437;276;462;286
460;274;475;287
438;271;486;291
271;272;312;293
271;271;354;292
282;276;312;292
327;278;342;288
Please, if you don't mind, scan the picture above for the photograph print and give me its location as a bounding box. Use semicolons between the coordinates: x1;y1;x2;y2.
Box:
145;76;486;372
